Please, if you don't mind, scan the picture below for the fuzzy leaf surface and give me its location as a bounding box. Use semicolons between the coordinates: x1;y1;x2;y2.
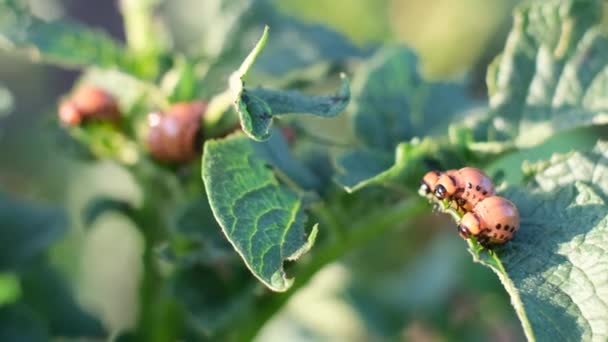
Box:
481;0;608;147
471;141;608;341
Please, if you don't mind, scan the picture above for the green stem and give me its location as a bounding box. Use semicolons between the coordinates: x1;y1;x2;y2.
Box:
133;197;173;341
120;0;161;54
131;162;182;342
236;197;428;341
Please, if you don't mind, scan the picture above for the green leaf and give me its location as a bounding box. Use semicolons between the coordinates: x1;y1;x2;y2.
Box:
202;133;317;291
165;195;235;266
171;263;256;339
119;0;166;55
238;77;350;141
227;26;350;141
0;304;48;341
0;193;66;272
335;46;472;192
67;124;140;165
351;46;473;151
160;56;199;103
482;0;607;147
167;0;365;87
0;0;132;71
164;196;259;339
335;138;437;193
471;141;608;341
19;264;105;338
252;128;320;191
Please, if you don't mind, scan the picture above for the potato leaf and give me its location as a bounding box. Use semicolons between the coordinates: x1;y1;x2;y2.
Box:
202;133;318;291
335;138;438;193
0;193;66;272
227;27;350;141
335;46;473;192
472;141;608;341
480;0;607;147
0;0;132;71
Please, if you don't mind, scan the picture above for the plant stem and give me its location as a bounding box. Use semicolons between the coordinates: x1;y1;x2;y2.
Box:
237;197;428;341
132;162;181;342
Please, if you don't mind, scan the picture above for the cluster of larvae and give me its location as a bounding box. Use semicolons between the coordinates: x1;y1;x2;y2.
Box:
420;167;520;246
59;86;207;163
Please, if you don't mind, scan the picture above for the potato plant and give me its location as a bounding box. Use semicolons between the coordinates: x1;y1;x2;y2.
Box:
1;0;607;341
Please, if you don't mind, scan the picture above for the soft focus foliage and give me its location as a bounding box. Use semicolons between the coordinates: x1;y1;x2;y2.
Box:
1;0;607;341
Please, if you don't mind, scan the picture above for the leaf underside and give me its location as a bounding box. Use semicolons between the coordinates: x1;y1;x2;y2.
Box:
481;0;608;148
474;141;608;341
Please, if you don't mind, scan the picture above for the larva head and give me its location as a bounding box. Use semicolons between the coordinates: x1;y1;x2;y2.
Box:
434;170;459;199
71;86;120;122
458;212;481;239
420;170;441;195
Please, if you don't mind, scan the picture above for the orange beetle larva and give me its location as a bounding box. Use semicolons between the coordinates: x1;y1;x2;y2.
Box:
458;196;520;245
419;169;457;196
146;101;207;163
58;86;121;126
434;167;496;211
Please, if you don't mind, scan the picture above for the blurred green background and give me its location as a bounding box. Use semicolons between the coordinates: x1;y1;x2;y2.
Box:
0;0;527;340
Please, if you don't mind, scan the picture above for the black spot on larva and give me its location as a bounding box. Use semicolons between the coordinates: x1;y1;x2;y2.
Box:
476;185;481;191
511;227;515;232
482;191;488;195
493;233;497;238
500;234;504;239
465;191;470;196
504;225;510;230
457;187;465;193
496;224;501;229
467;182;472;189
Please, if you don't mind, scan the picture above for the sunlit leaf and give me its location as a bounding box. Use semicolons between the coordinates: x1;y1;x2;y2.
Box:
480;0;607;147
471;141;608;341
